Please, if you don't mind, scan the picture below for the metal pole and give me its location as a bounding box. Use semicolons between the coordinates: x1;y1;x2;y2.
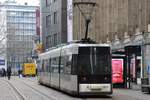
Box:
84;19;91;40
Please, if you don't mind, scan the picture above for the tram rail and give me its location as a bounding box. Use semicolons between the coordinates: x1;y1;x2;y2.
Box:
19;78;88;100
2;79;26;100
18;79;56;100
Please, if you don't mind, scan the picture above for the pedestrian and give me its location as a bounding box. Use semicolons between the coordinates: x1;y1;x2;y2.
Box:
2;68;4;77
36;68;38;76
0;68;2;77
18;69;22;78
18;69;20;78
2;68;6;77
7;66;12;80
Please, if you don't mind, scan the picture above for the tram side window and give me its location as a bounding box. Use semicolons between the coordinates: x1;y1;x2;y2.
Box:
61;55;72;74
43;60;46;72
41;60;44;72
51;57;59;73
60;56;65;73
49;59;51;72
66;55;72;74
71;55;78;74
43;59;49;72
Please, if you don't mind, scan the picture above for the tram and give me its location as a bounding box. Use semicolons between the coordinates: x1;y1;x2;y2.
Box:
38;42;112;96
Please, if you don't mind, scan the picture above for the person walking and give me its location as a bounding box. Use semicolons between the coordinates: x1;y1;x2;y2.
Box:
2;68;6;77
18;69;20;78
18;69;22;78
7;66;12;80
2;68;4;77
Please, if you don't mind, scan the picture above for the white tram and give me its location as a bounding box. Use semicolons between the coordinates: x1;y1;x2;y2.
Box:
38;43;112;96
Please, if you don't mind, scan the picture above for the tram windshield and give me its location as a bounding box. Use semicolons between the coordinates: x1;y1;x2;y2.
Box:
78;47;111;75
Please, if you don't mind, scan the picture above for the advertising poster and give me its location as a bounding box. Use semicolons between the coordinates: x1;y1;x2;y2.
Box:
112;59;124;84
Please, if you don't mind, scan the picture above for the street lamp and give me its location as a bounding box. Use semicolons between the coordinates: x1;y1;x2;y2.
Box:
74;1;96;42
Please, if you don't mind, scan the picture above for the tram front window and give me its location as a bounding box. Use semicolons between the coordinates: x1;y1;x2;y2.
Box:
78;47;111;75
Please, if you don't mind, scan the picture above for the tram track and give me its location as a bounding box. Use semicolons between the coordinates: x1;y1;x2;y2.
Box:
20;78;92;100
19;78;89;100
2;78;55;100
18;79;56;100
2;79;26;100
5;77;109;100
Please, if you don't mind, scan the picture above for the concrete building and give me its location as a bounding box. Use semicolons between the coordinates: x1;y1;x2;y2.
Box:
0;0;38;74
40;0;67;50
41;0;150;47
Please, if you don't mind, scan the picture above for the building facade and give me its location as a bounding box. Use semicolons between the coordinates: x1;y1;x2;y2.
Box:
40;0;67;50
41;0;150;48
72;0;150;43
73;0;150;88
0;1;38;74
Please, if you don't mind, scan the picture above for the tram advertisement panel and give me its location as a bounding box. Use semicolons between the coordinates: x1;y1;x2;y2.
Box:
112;59;124;83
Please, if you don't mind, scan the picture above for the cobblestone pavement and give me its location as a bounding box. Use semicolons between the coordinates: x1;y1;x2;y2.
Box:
0;77;150;100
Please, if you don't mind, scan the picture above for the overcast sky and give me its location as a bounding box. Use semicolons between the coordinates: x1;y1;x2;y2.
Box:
0;0;40;6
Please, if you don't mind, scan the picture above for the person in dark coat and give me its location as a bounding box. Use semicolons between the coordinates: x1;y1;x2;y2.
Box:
7;67;12;80
18;69;20;78
2;68;6;77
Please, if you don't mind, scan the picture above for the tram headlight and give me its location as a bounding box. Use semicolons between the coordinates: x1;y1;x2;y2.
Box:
104;77;108;80
83;77;86;81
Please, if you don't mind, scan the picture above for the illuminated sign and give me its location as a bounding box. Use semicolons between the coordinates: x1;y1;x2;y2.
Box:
0;59;5;65
112;59;124;84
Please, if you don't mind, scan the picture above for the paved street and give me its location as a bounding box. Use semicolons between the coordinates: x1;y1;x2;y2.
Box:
0;77;150;100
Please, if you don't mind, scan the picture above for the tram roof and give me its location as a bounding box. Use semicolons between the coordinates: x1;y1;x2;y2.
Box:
72;43;110;47
39;43;110;59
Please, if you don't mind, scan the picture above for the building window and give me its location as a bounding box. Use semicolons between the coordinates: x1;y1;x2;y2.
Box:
54;34;57;45
54;12;57;24
46;35;51;48
51;36;54;46
46;0;52;6
46;15;51;27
